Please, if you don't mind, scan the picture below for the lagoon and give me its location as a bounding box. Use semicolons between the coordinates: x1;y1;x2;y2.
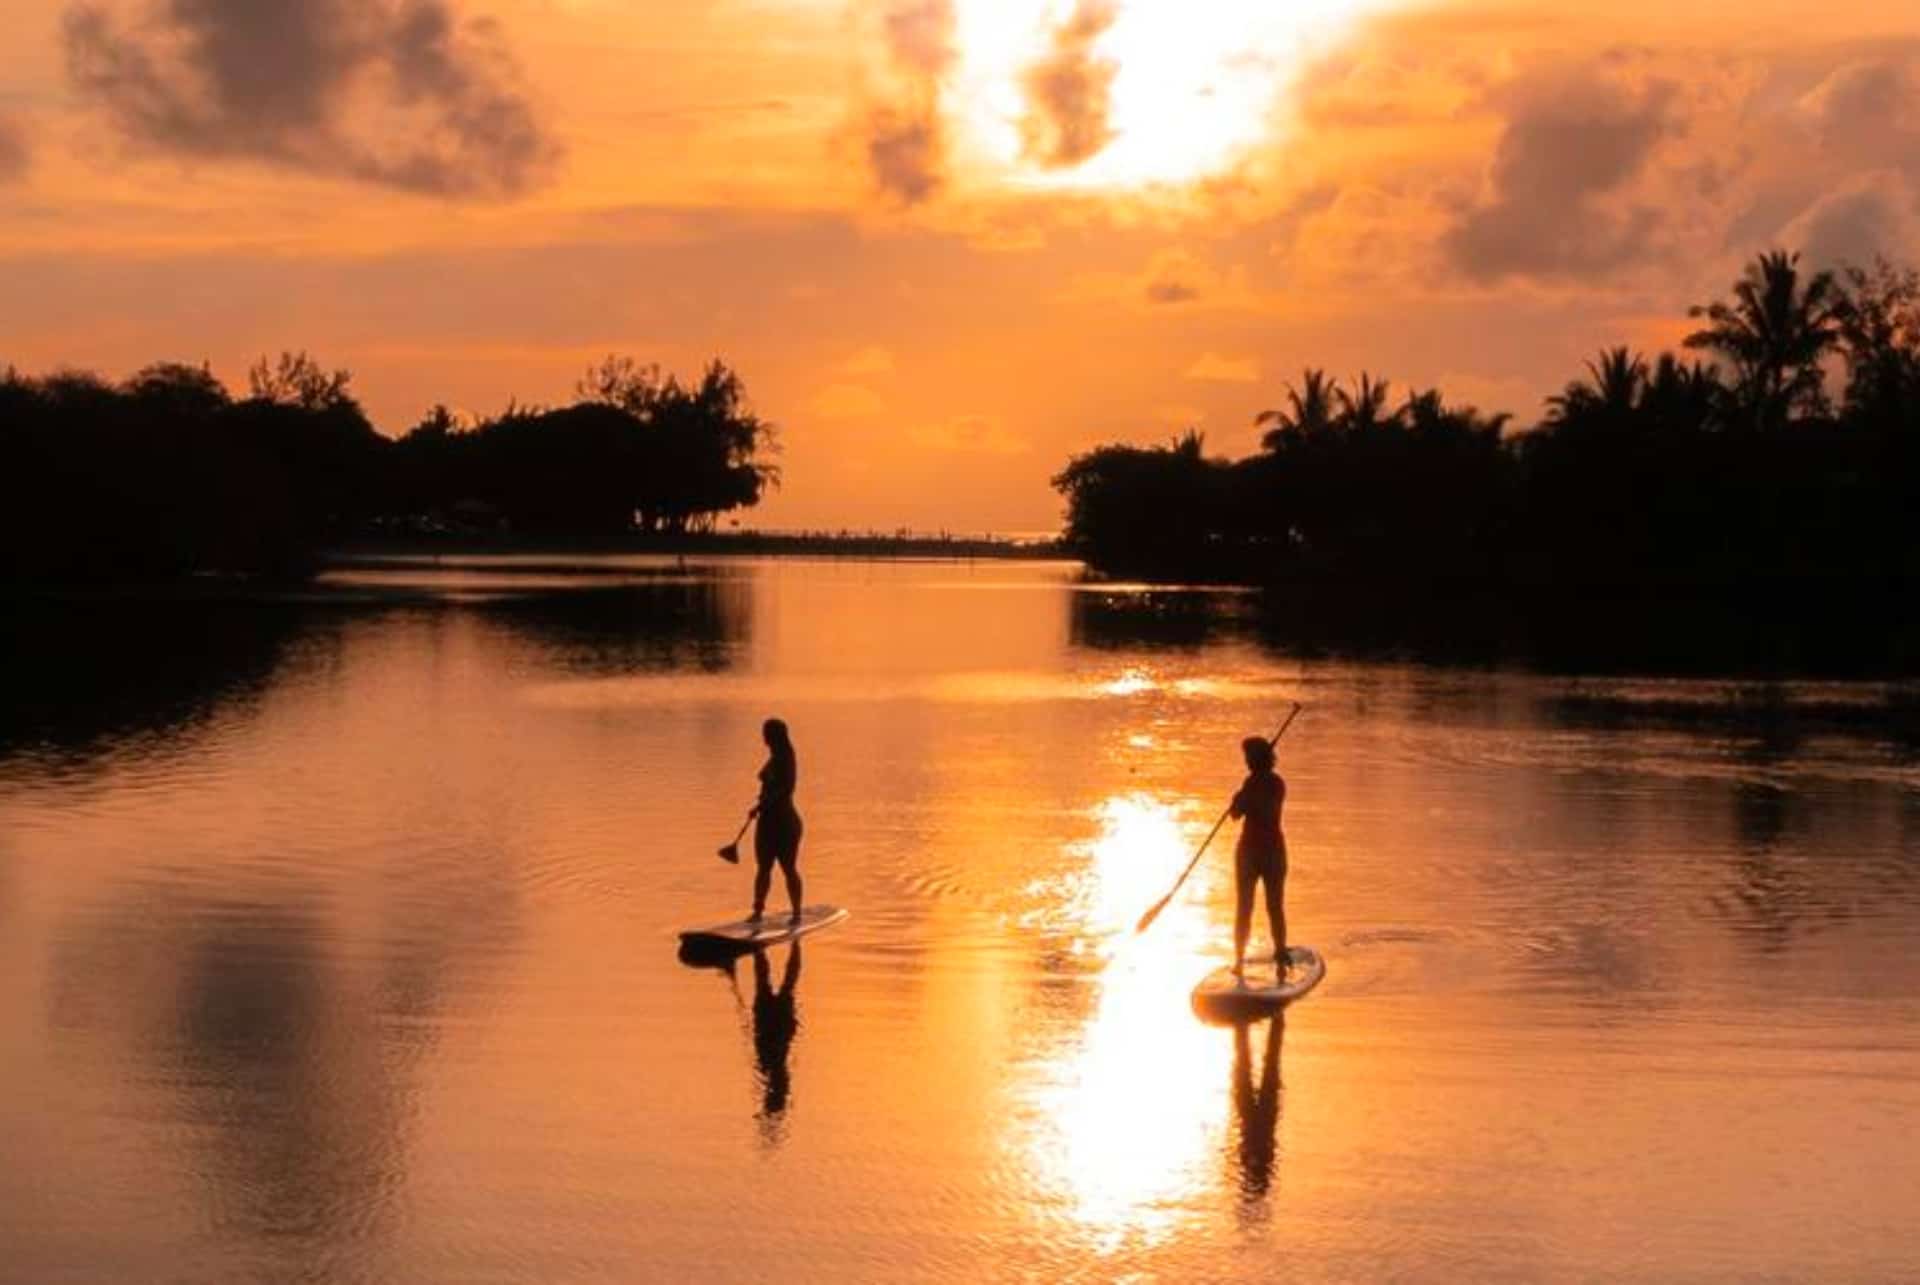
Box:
3;556;1918;1281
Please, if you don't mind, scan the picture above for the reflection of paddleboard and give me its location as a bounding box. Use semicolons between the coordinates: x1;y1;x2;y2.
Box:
1192;946;1326;1021
679;905;848;951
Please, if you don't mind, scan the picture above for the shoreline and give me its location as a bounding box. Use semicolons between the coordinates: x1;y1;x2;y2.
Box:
331;530;1070;564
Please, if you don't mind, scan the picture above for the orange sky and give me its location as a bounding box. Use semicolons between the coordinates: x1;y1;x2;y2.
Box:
4;0;1920;529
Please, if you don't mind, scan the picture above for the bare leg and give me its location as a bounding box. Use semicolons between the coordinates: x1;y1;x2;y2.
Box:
778;847;804;920
751;860;771;919
1264;867;1287;967
1233;859;1255;978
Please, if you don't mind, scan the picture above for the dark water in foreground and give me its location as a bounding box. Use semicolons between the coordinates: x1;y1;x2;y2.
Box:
3;557;1919;1282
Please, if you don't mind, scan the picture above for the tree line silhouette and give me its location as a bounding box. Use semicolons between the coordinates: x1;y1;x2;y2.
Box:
1054;252;1920;592
0;353;777;581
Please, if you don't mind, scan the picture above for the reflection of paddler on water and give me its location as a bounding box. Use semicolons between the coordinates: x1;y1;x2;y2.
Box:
1231;1014;1285;1199
751;944;801;1126
674;941;805;1138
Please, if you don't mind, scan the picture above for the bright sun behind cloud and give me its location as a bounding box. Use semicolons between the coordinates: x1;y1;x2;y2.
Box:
945;0;1389;192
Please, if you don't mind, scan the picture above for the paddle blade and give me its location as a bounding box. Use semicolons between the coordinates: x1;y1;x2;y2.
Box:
717;843;740;865
1134;893;1171;934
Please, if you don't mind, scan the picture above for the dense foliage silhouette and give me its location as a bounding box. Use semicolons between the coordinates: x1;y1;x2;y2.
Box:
1055;252;1920;593
0;353;776;582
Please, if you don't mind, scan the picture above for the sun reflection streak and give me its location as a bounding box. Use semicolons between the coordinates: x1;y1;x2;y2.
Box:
1099;667;1157;697
1012;793;1233;1253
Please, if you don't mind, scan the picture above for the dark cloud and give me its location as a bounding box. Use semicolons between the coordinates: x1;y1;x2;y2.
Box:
1444;67;1679;282
1778;58;1920;267
1781;170;1919;269
1141;248;1205;304
0;115;28;185
866;108;943;206
1794;58;1920;191
1019;0;1118;169
63;0;558;199
1799;60;1914;142
861;0;954;206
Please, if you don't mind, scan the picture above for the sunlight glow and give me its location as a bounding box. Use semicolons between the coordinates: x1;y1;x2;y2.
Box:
947;0;1388;191
1014;793;1229;1250
1099;667;1158;697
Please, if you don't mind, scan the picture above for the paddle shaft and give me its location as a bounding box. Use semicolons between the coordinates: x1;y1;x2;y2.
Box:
716;811;755;862
1135;703;1302;934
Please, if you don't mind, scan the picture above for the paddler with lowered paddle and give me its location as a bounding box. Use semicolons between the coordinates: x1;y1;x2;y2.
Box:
740;716;805;923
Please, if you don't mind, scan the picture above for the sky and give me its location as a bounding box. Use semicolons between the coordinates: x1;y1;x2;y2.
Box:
4;0;1920;531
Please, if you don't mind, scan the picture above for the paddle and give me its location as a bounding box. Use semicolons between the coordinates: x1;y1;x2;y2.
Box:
1133;702;1303;935
717;812;753;864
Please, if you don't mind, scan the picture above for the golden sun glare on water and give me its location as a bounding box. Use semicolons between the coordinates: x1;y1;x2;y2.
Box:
1016;793;1232;1248
943;0;1386;191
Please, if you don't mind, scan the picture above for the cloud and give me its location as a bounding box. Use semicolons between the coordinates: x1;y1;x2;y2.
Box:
1142;248;1205;304
810;382;887;420
1797;60;1917;144
881;0;954;78
912;413;1026;455
860;0;955;205
0;115;28;185
1185;353;1260;383
1443;65;1680;282
1779;170;1920;270
840;345;896;376
63;0;558;199
1059;247;1281;314
1295;38;1492;133
1019;0;1119;169
1791;58;1920;190
866;109;944;206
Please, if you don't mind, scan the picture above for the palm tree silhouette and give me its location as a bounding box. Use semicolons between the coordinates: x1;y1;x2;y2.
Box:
1546;347;1648;431
1257;369;1340;449
1171;427;1207;459
1641;353;1724;429
1336;372;1398;434
1685;251;1842;430
1402;386;1511;440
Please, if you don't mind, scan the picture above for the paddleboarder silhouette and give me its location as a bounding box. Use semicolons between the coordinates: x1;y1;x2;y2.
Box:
1228;735;1288;979
747;717;804;922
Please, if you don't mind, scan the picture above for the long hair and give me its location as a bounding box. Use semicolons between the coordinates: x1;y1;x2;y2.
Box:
763;717;793;759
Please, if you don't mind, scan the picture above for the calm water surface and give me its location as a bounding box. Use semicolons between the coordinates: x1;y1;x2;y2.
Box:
4;557;1919;1282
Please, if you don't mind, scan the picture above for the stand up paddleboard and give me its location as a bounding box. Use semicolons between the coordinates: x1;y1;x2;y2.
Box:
1191;946;1326;1022
679;905;848;953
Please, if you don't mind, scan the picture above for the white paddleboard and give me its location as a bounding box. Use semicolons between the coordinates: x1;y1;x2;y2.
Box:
679;904;849;950
1191;946;1326;1021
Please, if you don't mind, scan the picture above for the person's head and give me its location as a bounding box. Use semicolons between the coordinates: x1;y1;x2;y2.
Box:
763;717;791;752
1242;736;1275;772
